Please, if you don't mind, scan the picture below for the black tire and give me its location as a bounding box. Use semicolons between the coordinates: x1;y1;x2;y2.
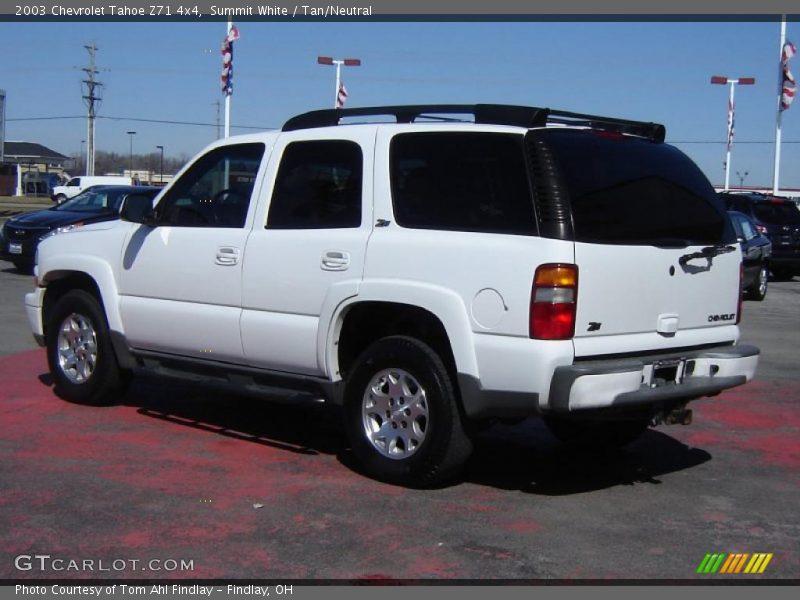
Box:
543;415;649;450
54;194;66;204
13;261;32;274
770;267;794;282
46;289;128;405
746;264;768;301
343;335;473;487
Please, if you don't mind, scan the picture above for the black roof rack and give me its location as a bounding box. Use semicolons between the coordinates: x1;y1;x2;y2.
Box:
281;104;666;142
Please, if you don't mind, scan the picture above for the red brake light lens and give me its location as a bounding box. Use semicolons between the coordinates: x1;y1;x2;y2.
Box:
530;264;578;340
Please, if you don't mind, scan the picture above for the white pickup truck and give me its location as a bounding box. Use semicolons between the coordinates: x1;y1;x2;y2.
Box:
26;104;759;485
51;175;137;204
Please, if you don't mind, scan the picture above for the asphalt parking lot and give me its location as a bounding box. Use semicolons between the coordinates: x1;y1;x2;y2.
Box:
0;264;798;581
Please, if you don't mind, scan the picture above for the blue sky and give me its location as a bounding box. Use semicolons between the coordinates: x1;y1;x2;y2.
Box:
1;20;798;188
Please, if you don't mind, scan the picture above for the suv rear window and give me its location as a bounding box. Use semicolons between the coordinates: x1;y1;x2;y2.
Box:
753;202;800;225
390;132;535;235
541;130;732;246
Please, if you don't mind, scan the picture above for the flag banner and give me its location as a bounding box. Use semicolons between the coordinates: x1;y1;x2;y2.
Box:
726;97;735;151
337;83;349;108
220;25;240;96
781;40;796;111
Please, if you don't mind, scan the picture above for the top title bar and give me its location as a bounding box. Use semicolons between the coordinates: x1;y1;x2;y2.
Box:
2;1;800;18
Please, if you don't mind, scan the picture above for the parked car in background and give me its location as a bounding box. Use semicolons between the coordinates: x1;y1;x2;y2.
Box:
1;185;160;272
50;175;140;204
728;210;772;301
719;192;800;280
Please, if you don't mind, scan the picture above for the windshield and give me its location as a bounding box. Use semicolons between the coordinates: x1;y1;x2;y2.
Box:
55;189;126;212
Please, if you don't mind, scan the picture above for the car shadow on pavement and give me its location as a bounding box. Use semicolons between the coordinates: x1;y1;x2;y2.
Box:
124;374;347;457
463;419;711;495
113;373;713;494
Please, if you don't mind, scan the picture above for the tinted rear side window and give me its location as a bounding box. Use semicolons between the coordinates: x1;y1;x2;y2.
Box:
541;130;732;245
390;132;535;235
268;140;362;229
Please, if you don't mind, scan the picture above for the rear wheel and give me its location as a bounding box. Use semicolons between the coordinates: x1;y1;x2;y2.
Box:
46;289;128;405
343;336;473;486
54;194;66;204
747;264;768;301
543;415;649;450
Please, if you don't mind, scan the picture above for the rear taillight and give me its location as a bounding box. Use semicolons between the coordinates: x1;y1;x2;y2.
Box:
530;264;578;340
736;262;744;324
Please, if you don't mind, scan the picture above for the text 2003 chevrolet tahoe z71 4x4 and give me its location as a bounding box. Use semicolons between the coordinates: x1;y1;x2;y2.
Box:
26;105;759;486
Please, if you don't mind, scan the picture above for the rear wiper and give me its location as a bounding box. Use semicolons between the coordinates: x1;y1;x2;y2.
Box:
678;244;737;265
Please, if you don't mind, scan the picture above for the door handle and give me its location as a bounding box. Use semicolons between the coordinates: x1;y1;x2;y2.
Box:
321;250;350;271
215;246;240;266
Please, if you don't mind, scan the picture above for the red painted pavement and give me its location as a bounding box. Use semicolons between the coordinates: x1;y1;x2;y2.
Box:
1;349;799;580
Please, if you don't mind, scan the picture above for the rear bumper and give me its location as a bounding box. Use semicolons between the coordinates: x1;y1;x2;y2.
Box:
547;344;759;413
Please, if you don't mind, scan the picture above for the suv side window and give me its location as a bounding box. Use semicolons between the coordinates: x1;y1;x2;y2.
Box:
730;215;744;239
390;132;535;235
740;217;757;240
156;143;264;228
67;178;80;187
267;140;362;229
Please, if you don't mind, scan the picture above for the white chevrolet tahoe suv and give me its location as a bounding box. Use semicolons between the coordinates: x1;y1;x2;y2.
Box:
26;105;759;486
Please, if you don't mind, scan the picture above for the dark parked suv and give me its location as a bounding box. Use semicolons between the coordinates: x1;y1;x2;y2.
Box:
728;210;772;300
719;192;800;280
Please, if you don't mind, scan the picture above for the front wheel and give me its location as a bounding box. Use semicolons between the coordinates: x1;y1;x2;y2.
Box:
343;336;473;487
543;415;650;450
46;289;128;405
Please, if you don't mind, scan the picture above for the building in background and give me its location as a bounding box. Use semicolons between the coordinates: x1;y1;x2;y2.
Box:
1;141;70;196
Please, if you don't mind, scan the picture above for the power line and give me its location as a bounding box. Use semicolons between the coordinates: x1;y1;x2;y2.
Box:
5;114;799;142
7;114;275;130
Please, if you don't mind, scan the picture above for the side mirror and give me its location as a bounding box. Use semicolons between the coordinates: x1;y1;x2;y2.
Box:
121;194;156;225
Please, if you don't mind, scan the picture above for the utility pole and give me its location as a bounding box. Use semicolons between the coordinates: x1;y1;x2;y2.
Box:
82;43;102;176
127;131;136;176
213;100;221;139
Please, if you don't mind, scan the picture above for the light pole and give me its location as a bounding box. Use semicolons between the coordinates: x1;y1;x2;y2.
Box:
736;170;749;189
126;131;136;177
156;145;164;184
710;75;755;192
80;140;85;175
317;56;361;108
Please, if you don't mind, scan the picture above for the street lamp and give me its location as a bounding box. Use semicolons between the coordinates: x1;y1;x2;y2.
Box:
156;145;164;184
737;170;749;189
710;75;755;192
317;56;361;109
80;140;85;175
126;131;136;177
